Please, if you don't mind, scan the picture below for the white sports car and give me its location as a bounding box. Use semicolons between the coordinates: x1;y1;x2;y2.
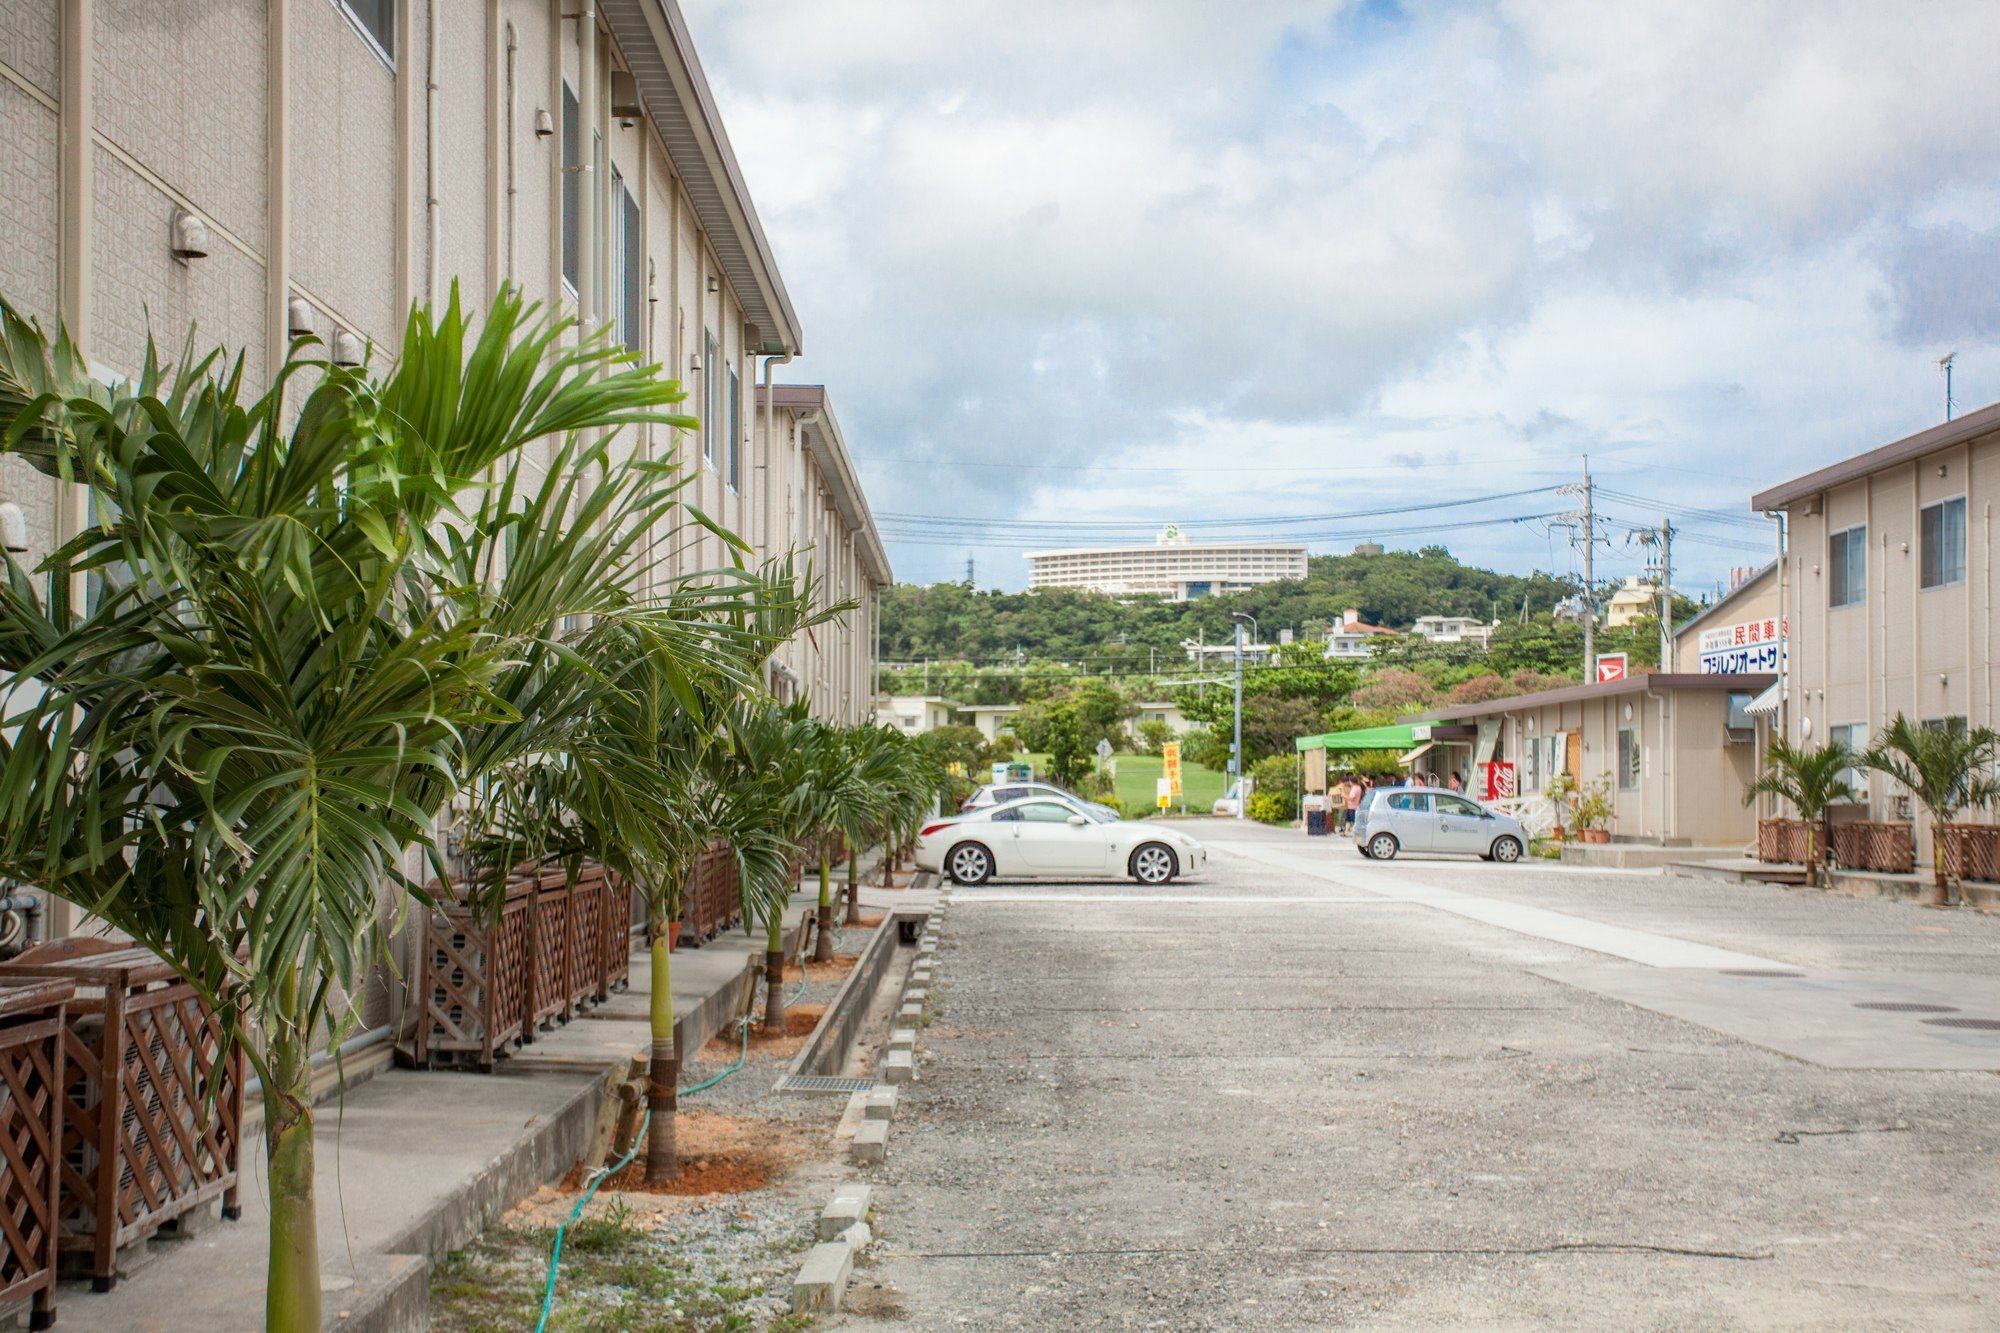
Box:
915;796;1207;886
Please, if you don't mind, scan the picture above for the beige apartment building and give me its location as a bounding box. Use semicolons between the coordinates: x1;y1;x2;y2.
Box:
0;0;882;721
1751;402;2000;866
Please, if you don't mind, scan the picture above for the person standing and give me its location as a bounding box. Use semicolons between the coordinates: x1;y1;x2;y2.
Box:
1343;775;1364;834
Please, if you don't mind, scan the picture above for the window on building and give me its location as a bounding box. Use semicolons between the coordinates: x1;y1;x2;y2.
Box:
561;84;580;292
1828;723;1868;798
1921;496;1966;589
1828;525;1866;608
606;173;643;352
701;332;719;463
1525;734;1541;790
338;0;394;63
727;365;741;491
1617;728;1640;789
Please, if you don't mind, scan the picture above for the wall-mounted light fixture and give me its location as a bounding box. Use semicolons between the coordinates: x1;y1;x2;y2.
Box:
287;296;318;339
170;208;210;261
1939;464;1949;478
534;108;555;138
706;276;720;294
331;329;366;367
688;353;702;373
610;71;641;125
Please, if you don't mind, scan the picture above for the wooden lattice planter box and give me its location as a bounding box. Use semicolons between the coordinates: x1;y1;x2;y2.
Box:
1756;817;1813;864
680;843;740;946
0;979;72;1330
1830;821;1915;874
1940;823;2000;884
0;942;243;1291
413;877;535;1071
525;866;577;1033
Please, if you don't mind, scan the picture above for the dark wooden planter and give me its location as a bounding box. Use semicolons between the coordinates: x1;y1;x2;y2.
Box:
1940;823;2000;884
525;866;576;1032
0;979;71;1329
414;876;535;1071
680;843;741;945
0;943;243;1291
1757;817;1813;864
1829;821;1915;874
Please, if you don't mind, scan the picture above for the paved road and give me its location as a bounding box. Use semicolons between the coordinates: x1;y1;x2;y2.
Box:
844;820;2000;1329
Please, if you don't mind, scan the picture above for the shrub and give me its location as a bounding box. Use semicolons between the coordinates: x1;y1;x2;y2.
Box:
1246;790;1292;825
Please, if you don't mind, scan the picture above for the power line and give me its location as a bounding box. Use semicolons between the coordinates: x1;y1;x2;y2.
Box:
872;485;1561;531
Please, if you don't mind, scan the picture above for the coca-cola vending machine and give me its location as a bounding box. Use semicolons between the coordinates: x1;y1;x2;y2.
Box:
1479;761;1517;802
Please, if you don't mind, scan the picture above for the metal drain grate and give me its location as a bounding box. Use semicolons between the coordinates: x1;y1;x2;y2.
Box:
779;1074;875;1095
1855;1002;1958;1013
1722;969;1804;978
1921;1017;2000;1032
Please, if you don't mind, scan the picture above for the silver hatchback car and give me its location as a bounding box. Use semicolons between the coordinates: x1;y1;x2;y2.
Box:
1353;786;1528;863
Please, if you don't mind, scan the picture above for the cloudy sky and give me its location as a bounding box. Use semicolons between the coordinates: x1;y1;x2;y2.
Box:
682;0;2000;596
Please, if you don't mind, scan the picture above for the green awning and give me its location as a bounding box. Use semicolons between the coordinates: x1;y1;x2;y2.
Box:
1295;723;1429;753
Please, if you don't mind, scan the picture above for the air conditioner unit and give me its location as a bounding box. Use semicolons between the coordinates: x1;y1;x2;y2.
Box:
610;71;641;123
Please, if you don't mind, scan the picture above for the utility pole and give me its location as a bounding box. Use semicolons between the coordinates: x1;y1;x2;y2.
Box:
1631;518;1675;669
1558;457;1600;681
1231;619;1245;819
964;554;975;587
1941;351;1957;421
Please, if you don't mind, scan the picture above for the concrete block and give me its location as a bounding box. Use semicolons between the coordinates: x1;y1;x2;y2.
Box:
889;1027;916;1054
903;986;928;1006
851;1117;889;1163
909;965;933;984
897;1002;922;1023
818;1184;873;1240
790;1241;856;1313
864;1086;898;1120
883;1049;915;1084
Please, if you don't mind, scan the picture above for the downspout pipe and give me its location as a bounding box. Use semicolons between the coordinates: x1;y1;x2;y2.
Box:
426;0;442;307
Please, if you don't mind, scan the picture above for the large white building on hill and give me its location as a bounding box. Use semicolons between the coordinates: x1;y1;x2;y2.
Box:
1026;525;1307;600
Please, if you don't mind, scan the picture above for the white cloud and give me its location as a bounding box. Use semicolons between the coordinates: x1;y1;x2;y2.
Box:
680;0;2000;592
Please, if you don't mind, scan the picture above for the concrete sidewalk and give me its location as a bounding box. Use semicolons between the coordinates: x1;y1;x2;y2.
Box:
64;879;875;1331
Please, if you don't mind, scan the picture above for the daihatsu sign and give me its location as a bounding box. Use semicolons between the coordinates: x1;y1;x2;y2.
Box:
1699;616;1787;674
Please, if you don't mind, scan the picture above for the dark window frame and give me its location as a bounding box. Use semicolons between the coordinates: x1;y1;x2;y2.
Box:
561;84;580;293
336;0;395;65
726;364;741;492
1617;728;1640;790
1920;495;1967;590
1828;524;1866;609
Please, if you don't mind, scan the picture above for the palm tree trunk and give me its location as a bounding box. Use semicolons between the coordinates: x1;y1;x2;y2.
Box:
1806;821;1819;889
844;851;861;925
1934;818;1958;905
814;851;835;963
645;931;678;1184
763;909;787;1032
264;1023;320;1332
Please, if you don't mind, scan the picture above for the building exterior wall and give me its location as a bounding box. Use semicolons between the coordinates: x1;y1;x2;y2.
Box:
1436;681;1766;846
1027;540;1307;599
1673;565;1782;674
1766;419;2000;863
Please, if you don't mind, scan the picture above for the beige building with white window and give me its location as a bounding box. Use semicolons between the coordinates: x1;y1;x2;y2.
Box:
1751;402;2000;868
1027;526;1307;600
0;0;882;721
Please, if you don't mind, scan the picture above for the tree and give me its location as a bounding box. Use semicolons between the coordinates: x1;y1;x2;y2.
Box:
1351;667;1438;713
1862;715;2000;901
1134;718;1173;754
1031;701;1093;789
1742;739;1856;887
1446;674;1512;705
0;287;689;1328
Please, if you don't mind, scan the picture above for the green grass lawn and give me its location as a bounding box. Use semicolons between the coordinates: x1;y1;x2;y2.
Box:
1013;750;1227;817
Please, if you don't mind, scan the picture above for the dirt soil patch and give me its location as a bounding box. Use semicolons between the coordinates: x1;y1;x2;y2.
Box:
545;1110;810;1201
703;1003;825;1059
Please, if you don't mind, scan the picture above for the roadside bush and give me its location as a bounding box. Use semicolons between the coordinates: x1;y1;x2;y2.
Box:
1246;790;1292;825
1134;718;1173;755
1249;754;1298;823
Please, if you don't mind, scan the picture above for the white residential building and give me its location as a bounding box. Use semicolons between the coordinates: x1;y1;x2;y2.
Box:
1027;526;1307;600
1324;608;1397;660
875;696;962;736
1410;615;1495;649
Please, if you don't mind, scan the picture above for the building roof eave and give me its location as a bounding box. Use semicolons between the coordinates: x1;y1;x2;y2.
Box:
1399;672;1777;723
601;0;802;354
1750;400;2000;512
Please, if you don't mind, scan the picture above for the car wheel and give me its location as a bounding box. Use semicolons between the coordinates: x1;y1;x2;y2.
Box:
1490;835;1524;864
1130;842;1178;885
946;842;994;886
1366;832;1399;861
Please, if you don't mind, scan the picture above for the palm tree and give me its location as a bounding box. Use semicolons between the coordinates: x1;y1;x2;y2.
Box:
1743;739;1857;886
0;287;687;1330
1863;714;2000;903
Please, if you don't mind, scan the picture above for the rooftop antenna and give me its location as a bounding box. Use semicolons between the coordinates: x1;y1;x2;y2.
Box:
1940;351;1957;421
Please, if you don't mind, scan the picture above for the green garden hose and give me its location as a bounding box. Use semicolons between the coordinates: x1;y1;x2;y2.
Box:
535;1016;757;1328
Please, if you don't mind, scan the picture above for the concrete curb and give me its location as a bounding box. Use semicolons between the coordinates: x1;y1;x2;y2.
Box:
793;1182;876;1313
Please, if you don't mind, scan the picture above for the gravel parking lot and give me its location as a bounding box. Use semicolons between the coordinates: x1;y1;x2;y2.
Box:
844;821;2000;1329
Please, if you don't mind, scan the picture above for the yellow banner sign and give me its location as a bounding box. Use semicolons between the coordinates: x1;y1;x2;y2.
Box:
1161;742;1183;797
